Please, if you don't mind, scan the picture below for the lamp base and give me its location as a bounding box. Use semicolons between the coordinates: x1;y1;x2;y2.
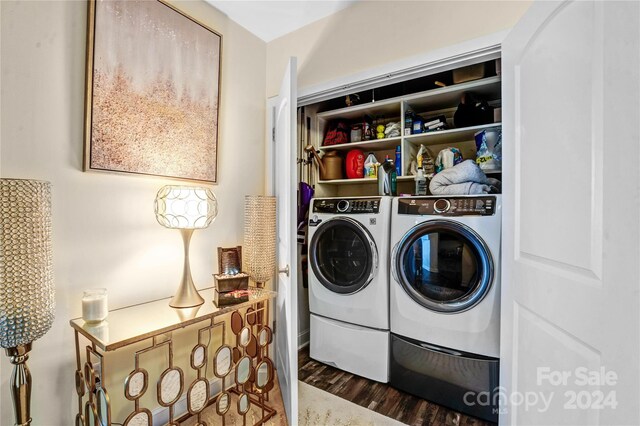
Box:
6;343;32;426
169;288;205;308
169;228;205;308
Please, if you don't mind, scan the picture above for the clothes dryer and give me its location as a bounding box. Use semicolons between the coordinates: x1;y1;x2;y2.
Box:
308;196;391;382
389;195;501;421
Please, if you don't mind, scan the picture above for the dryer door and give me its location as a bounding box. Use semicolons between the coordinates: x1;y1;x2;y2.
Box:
309;217;377;295
393;219;493;313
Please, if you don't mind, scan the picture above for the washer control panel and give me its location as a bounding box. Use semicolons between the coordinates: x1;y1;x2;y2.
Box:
313;198;381;214
398;196;496;216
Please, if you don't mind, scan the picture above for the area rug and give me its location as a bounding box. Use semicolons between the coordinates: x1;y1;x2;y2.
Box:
298;381;404;426
184;380;403;425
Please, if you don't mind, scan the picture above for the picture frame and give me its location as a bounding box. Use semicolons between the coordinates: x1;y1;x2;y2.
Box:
83;0;222;183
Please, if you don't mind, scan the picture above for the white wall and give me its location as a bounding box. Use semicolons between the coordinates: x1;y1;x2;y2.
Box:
0;0;266;423
266;0;531;96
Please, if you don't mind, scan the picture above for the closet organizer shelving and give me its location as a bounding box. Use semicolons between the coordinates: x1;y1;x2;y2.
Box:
313;74;502;193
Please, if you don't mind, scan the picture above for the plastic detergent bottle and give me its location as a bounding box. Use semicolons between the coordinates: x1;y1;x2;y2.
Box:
395;146;402;176
364;152;378;178
378;155;397;196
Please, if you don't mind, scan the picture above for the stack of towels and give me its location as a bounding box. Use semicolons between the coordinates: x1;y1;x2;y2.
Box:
429;160;501;195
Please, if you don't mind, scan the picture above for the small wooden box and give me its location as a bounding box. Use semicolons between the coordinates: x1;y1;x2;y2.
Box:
214;272;249;293
214;288;249;306
453;63;486;84
213;273;249;306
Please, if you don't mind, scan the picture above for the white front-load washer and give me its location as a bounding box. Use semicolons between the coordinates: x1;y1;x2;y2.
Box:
389;195;501;422
308;196;391;383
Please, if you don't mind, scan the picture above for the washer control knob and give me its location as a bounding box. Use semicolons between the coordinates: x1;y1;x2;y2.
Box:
336;200;350;212
434;199;451;213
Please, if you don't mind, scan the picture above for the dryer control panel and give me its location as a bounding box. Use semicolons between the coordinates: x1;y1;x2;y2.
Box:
398;196;496;216
313;198;381;214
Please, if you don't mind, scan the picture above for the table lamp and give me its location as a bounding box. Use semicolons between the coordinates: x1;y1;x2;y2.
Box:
0;178;55;426
243;195;276;288
154;186;218;308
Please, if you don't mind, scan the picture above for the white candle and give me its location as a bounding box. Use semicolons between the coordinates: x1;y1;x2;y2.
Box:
82;289;108;323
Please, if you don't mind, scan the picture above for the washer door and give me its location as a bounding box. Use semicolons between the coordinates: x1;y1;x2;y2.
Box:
309;217;377;294
393;219;493;313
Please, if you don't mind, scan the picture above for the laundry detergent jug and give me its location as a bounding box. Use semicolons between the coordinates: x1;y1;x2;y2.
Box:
346;149;365;179
364;153;379;179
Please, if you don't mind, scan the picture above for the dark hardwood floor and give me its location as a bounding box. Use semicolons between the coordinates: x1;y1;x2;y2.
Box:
298;347;495;426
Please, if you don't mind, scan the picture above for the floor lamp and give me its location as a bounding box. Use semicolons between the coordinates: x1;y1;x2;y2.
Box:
0;179;55;426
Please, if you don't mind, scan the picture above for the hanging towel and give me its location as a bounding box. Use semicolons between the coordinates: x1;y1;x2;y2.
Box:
429;160;501;195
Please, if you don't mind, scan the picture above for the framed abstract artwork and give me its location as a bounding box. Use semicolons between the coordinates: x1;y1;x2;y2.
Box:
83;0;222;183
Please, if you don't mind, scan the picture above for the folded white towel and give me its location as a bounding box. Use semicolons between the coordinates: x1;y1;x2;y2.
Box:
429;160;501;195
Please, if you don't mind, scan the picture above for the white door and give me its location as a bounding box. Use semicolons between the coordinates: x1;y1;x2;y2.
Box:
273;57;299;425
501;1;639;425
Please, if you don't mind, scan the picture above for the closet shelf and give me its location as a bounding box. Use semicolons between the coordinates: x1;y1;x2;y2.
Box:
404;123;501;147
316;76;501;122
317;178;378;185
318;176;415;185
318;137;402;152
403;76;501;111
317;123;501;153
317;100;400;121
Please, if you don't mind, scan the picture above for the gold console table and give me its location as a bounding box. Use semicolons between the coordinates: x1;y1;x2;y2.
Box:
70;288;278;426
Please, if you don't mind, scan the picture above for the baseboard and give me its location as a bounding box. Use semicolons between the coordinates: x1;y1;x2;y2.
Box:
151;378;225;425
298;328;310;350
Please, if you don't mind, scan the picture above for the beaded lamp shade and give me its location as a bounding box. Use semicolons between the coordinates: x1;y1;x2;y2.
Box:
0;179;55;349
243;196;276;286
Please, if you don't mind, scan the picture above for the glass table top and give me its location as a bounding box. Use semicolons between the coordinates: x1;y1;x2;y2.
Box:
70;287;276;351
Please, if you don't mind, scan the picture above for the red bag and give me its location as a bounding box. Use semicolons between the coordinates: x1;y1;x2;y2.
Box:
323;121;349;146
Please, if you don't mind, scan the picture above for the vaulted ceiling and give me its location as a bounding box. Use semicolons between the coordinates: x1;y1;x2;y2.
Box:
205;1;357;42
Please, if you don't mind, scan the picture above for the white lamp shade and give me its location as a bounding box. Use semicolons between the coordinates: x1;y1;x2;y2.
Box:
0;179;55;348
154;186;218;229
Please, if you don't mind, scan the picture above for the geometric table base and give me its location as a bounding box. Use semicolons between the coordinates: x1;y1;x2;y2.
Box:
70;288;277;426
